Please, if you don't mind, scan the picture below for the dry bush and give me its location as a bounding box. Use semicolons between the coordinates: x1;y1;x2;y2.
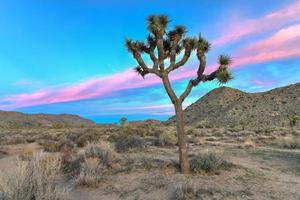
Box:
75;157;103;187
83;142;119;168
243;137;256;148
0;152;70;200
171;180;197;200
76;129;101;147
121;124;164;137
190;151;233;174
276;136;300;149
158;132;177;146
39;138;74;153
64;142;119;187
114;134;145;152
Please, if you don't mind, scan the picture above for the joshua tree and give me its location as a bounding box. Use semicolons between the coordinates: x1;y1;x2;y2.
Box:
120;117;127;128
125;15;233;174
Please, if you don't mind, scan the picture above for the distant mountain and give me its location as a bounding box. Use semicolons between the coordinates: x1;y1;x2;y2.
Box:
0;111;95;128
167;83;300;129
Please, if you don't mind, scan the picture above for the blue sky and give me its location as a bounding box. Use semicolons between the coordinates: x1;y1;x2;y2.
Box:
0;0;299;123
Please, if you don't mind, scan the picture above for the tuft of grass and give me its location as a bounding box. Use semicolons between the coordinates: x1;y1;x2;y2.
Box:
171;181;196;200
190;151;233;174
83;142;118;168
0;152;70;200
75;157;103;187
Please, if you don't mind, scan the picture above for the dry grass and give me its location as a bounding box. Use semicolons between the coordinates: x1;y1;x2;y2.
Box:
0;152;70;200
71;142;119;187
275;135;300;149
171;180;197;200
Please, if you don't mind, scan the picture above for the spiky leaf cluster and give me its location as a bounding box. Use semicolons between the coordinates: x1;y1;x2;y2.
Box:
216;66;233;84
147;15;169;34
183;37;198;49
197;35;211;53
168;25;186;41
219;55;232;66
125;39;148;53
134;66;148;78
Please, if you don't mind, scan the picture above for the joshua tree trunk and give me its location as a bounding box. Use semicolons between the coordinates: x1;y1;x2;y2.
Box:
125;15;233;174
174;102;190;174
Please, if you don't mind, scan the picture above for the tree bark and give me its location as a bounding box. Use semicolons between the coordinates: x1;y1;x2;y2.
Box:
174;102;190;175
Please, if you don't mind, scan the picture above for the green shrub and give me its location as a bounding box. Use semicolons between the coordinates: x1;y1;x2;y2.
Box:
291;115;300;126
190;151;233;174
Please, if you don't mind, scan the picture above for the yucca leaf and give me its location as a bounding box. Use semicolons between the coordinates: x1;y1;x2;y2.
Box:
219;55;232;66
158;15;170;29
198;35;211;53
216;66;233;84
125;39;134;53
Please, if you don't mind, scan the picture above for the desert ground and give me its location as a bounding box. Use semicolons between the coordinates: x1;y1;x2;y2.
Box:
0;123;299;200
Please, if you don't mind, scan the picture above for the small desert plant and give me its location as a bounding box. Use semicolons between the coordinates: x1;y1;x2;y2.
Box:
0;152;70;200
276;136;300;149
120;117;127;128
76;130;100;147
114;134;145;152
158;132;177;146
291;115;300;126
190;151;233;174
171;181;196;200
75;157;103;187
40;138;74;152
83;142;118;168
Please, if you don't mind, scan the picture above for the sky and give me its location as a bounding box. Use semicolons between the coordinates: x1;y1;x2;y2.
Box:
0;0;299;123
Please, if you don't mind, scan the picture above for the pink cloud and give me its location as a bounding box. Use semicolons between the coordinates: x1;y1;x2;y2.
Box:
3;6;300;110
252;79;274;87
213;1;300;45
3;70;161;109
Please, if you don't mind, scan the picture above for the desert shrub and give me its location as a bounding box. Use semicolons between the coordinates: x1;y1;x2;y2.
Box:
83;142;118;168
291;115;300;126
76;130;100;147
171;181;196;200
40;140;60;152
40;138;73;152
276;136;300;149
114;134;145;152
158;132;177;146
0;152;70;200
75;157;103;187
61;154;84;177
190;151;233;174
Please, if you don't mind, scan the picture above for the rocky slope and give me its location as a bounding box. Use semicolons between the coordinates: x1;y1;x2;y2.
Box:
0;111;95;128
167;83;300;129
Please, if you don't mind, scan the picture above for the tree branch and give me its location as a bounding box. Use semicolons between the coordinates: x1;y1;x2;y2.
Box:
166;47;192;73
156;33;165;70
162;75;178;104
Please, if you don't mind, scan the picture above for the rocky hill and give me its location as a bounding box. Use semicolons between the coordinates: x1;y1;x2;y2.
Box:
167;83;300;129
0;111;95;128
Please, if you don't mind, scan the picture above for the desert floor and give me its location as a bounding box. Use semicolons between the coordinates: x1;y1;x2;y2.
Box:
0;126;299;200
